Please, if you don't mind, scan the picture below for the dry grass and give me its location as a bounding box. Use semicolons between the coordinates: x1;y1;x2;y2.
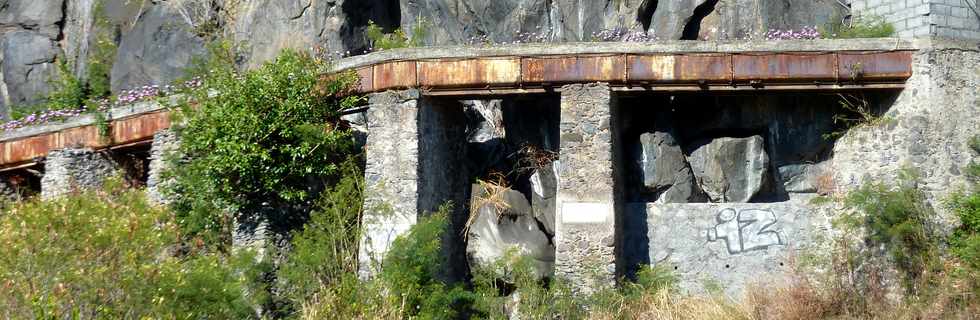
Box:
590;290;752;320
513;143;558;175
464;172;514;238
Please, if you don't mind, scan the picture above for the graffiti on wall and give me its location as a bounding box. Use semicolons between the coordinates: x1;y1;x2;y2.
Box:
706;208;784;254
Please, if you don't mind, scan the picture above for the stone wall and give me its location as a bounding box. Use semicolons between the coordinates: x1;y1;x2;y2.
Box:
146;129;179;206
830;40;980;234
851;0;980;40
40;148;120;199
359;89;423;278
555;83;619;292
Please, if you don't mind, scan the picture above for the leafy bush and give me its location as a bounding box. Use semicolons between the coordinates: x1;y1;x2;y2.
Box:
949;136;980;270
0;181;259;319
166;43;361;244
278;158;363;304
843;168;938;294
822;15;895;39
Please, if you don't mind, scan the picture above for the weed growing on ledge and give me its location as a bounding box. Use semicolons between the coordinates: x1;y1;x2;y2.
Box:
824;93;894;140
366;17;430;51
822;14;895;39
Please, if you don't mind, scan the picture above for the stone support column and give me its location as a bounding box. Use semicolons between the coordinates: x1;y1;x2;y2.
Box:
146;129;180;205
555;83;619;293
41;147;120;199
359;89;424;278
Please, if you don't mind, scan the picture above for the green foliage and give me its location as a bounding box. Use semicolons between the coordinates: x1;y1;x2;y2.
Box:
366;18;429;50
47;60;88;111
843;168;938;294
379;204;480;320
166;43;361;244
822;15;895;39
86;0;116;101
278;159;363;304
0;182;259;319
949;136;980;270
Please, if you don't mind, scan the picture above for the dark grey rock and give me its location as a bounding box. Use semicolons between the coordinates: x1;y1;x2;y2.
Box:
0;0;64;38
111;4;207;91
0;30;60;114
230;0;399;68
777;162;827;194
636;131;702;203
463;99;507;175
688;135;770;203
467;183;554;279
530;160;558;236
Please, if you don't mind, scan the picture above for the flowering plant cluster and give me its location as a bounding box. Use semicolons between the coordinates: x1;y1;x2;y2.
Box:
0;107;87;131
2;77;203;132
764;26;821;40
591;28;660;42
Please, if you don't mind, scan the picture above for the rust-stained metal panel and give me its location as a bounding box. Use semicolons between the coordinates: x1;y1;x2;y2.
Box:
522;55;626;84
733;53;837;82
373;61;417;91
418;58;521;88
1;134;52;164
112;111;171;145
628;55;677;81
838;51;913;81
629;54;731;83
57;126;103;149
355;67;374;93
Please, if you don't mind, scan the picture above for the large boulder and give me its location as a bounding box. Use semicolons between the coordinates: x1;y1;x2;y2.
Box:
688;135;771;203
636;131;703;203
529;160;558;236
688;0;844;40
0;30;60;113
466;184;554;279
110;4;207;92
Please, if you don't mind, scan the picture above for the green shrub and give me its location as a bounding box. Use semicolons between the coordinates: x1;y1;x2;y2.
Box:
378;204;480;320
278;158;363;304
166;44;361;244
822;15;895;39
843;168;938;294
366;19;429;50
0;182;259;319
949;136;980;270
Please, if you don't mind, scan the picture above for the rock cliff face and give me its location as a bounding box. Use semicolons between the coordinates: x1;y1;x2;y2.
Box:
0;0;848;119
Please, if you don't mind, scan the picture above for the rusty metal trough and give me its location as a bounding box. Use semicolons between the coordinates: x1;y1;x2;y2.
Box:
0;40;917;171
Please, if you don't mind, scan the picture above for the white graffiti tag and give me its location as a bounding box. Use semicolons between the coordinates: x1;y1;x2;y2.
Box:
706;208;783;254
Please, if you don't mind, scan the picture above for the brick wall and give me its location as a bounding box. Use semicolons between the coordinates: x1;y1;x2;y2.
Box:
851;0;980;40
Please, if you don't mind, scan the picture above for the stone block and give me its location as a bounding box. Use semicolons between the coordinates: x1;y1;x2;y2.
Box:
146;129;179;205
467;184;554;279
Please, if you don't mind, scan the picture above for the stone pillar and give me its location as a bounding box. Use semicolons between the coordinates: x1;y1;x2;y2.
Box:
41;148;120;199
359;89;423;278
555;83;619;293
146;129;179;205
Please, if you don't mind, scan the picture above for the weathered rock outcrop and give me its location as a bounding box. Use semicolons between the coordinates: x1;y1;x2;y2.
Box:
688;136;770;203
0;0;64;116
111;4;207;91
